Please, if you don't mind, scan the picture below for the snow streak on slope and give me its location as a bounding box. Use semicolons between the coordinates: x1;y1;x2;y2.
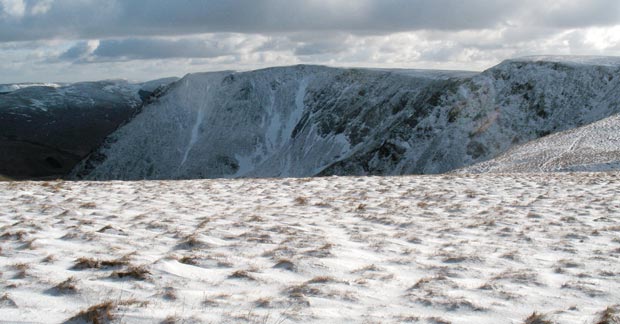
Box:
460;114;620;173
72;57;620;180
181;84;210;167
1;174;619;323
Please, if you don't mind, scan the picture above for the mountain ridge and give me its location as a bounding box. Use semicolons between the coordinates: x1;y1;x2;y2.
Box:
69;56;620;180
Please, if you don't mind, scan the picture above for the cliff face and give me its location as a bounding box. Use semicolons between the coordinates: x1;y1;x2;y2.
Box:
71;57;620;180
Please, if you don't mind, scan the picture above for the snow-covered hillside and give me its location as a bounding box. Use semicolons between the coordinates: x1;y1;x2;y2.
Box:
0;78;177;179
459;113;620;173
1;173;619;323
72;56;620;180
0;83;65;94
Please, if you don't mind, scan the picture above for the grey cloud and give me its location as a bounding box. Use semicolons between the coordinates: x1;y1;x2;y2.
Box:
4;0;617;43
93;38;235;60
418;45;462;62
55;36;257;62
534;0;620;28
58;41;91;60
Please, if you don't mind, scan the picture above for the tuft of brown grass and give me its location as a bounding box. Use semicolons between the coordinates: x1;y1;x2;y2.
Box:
524;312;554;324
12;263;29;279
306;276;335;284
286;283;321;300
175;234;207;250
594;306;620;324
160;315;179;324
117;299;149;308
97;225;116;233
273;259;296;271
304;243;334;258
254;297;272;308
42;254;57;263
72;257;128;270
228;270;255;281
409;276;448;290
178;255;200;266
1;230;27;241
294;196;308;205
161;287;177;301
51;277;78;294
110;265;150;281
0;293;17;308
64;301;115;324
79;202;97;209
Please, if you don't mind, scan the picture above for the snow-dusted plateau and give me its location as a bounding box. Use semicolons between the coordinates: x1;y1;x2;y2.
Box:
1;56;620;323
1;174;619;323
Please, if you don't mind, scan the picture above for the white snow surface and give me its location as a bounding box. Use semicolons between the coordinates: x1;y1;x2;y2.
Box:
461;114;620;173
0;83;64;93
1;173;619;323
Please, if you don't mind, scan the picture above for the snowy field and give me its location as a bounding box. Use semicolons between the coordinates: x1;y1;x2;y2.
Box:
0;173;619;323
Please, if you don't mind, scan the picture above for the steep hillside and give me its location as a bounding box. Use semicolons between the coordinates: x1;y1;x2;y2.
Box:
459;113;620;173
72;57;620;180
0;78;176;179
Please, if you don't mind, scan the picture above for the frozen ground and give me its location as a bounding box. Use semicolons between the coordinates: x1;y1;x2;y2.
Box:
0;173;619;323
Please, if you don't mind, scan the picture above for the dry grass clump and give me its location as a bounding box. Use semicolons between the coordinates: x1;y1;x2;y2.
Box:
42;254;57;263
161;287;177;301
254;297;272;308
427;317;452;324
110;265;151;281
524;312;554;324
175;234;208;250
304;243;334;258
351;264;383;274
408;276;449;290
0;293;17;308
12;263;29;279
79;202;97;209
178;255;200;266
493;269;541;286
286;283;321;300
50;277;79;295
306;276;336;284
64;301;115;324
72;257;128;270
202;293;231;307
117;298;149;308
228;270;256;281
1;230;27;241
273;259;296;271
294;196;308;205
160;315;179;324
594;306;620;324
96;225;122;233
20;238;38;250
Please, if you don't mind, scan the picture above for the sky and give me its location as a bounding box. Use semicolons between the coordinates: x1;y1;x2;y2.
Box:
1;0;620;83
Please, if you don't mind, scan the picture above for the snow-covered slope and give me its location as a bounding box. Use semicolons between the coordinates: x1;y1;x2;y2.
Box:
0;83;65;94
1;173;619;323
72;57;620;180
459;113;620;173
0;78;177;179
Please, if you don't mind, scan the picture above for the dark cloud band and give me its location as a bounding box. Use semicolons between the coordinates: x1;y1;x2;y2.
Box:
1;0;619;43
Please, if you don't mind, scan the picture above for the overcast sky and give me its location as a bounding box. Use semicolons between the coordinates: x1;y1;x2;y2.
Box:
1;0;619;83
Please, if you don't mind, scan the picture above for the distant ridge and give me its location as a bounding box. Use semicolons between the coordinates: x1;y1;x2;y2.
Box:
70;56;620;180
